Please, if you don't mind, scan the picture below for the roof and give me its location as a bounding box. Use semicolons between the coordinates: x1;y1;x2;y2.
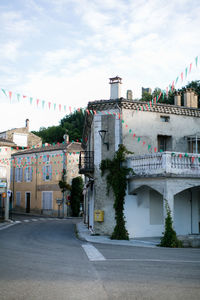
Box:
11;142;83;156
87;98;200;117
0;138;17;147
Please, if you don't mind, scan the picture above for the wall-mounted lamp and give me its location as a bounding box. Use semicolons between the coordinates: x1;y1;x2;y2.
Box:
98;130;109;150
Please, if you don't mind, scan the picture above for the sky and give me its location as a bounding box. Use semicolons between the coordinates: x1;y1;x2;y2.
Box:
0;0;200;132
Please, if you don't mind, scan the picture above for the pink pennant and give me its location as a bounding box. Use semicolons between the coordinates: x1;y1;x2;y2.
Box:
189;63;192;73
48;102;51;109
59;104;61;111
181;72;183;81
69;106;72;113
8;91;12;101
154;147;157;152
191;156;195;163
36;99;40;106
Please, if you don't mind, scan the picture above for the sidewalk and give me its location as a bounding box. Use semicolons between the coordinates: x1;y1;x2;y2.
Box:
0;219;20;231
76;222;161;248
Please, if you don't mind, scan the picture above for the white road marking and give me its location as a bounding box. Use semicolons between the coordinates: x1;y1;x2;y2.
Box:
0;222;21;231
82;244;106;261
23;220;30;223
39;218;46;220
106;258;200;264
31;219;38;222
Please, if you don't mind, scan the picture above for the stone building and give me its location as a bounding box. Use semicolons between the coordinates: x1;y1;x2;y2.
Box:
0;119;42;149
80;76;200;238
11;140;82;217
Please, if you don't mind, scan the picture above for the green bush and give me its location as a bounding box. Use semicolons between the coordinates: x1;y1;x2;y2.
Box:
70;177;83;217
159;200;183;248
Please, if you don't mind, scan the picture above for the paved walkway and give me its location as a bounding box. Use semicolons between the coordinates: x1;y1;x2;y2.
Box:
77;222;161;248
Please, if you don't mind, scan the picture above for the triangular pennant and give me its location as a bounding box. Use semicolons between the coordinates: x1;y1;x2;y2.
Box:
189;63;192;73
36;99;40;106
54;103;56;110
30;97;33;105
181;72;183;81
1;89;7;97
17;94;20;102
195;56;198;67
8;91;12;101
175;77;179;85
48;102;51;109
59;104;61;111
42;100;45;108
185;67;188;78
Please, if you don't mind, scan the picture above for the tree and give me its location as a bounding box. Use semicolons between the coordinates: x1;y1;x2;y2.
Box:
159;200;182;248
32;109;85;144
100;145;134;240
70;176;83;217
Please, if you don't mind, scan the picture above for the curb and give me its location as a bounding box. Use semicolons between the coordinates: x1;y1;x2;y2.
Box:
76;222;158;248
0;220;20;231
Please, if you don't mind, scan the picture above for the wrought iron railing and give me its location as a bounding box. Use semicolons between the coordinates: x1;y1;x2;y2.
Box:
79;151;94;174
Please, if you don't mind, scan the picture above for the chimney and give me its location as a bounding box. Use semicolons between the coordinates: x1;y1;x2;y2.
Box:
63;131;69;144
127;90;133;100
184;88;198;108
142;87;152;96
174;91;181;106
25;119;29;131
190;90;198;108
109;76;122;99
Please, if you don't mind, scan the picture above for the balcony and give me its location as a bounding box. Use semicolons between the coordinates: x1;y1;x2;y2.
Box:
127;151;200;178
79;151;94;176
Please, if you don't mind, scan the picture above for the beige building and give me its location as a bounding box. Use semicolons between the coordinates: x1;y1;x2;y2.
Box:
80;77;200;238
11;141;82;217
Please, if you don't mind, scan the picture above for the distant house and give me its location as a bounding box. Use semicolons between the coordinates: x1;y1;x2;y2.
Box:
0;119;42;219
0;138;17;219
0;119;42;149
80;76;200;238
11;137;83;217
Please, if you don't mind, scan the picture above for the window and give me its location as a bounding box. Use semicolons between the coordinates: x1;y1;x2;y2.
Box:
15;168;23;182
43;154;50;164
16;192;21;206
42;192;53;210
24;167;32;182
160;116;170;122
157;135;172;152
43;165;52;181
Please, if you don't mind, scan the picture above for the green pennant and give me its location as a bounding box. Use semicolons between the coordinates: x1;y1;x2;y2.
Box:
1;89;7;97
195;56;198;67
17;94;20;102
137;137;141;142
185;67;188;78
129;129;132;133
175;77;179;85
30;97;33;105
148;145;151;150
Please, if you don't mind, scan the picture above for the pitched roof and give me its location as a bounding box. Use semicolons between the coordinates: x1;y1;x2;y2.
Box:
0;138;17;147
12;142;83;156
87;98;200;118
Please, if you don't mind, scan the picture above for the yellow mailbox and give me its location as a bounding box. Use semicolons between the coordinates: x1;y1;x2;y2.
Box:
94;210;104;222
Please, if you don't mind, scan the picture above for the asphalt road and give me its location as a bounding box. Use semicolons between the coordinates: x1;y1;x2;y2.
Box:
0;216;200;300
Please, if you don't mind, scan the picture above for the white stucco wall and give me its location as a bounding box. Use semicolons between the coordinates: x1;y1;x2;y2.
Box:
125;187;164;237
122;109;200;155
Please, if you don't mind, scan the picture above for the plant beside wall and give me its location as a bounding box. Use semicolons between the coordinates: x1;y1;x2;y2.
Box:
70;176;84;217
58;169;71;206
100;144;134;240
159;200;183;248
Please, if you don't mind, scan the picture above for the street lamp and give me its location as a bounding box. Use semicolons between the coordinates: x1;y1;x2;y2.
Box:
98;130;109;150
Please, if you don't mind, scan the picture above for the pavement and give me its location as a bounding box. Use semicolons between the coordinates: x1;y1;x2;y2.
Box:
76;221;161;248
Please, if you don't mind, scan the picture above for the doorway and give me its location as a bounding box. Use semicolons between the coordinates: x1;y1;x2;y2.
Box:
26;192;31;213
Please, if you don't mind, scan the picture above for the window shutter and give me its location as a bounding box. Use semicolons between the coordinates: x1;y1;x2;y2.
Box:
49;165;52;180
30;167;32;181
20;168;23;182
24;167;27;182
10;167;13;182
42;167;46;181
15;168;18;181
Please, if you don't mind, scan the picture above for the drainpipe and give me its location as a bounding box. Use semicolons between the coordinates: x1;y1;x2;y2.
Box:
116;104;122;145
190;189;193;234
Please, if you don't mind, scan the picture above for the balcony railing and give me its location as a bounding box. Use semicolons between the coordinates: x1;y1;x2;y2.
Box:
127;151;200;177
79;151;94;175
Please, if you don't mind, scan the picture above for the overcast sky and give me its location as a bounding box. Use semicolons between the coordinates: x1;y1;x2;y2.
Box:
0;0;200;132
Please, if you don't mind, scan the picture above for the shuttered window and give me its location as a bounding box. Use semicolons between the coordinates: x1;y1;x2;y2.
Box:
15;168;23;182
16;192;21;206
24;167;32;182
42;192;53;210
42;165;52;181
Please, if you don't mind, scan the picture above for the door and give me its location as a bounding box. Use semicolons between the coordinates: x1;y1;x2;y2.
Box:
26;192;31;213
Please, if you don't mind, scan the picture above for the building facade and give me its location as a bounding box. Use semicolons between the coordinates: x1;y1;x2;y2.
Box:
80;77;200;238
11;141;82;217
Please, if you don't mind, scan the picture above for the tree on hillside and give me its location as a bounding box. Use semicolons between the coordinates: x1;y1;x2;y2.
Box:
32;110;85;144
